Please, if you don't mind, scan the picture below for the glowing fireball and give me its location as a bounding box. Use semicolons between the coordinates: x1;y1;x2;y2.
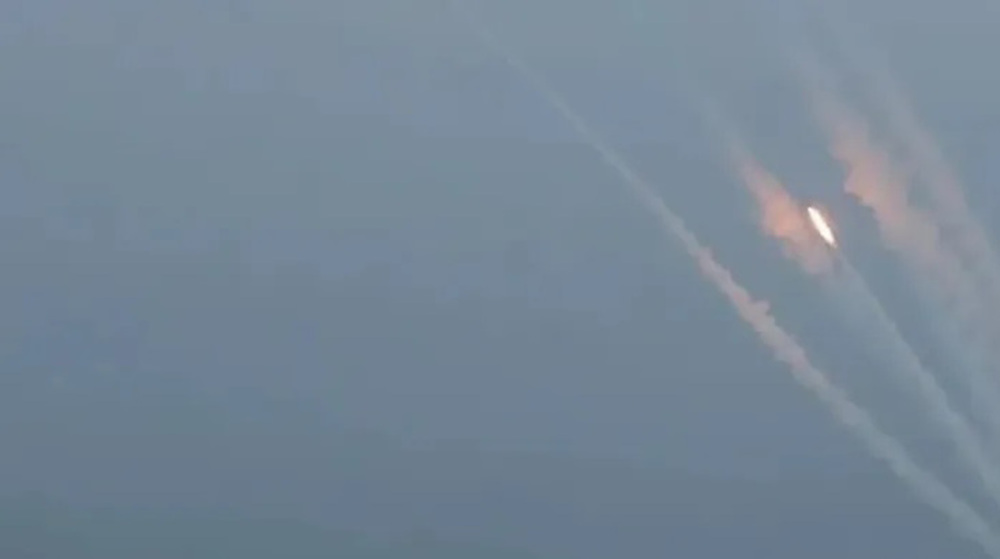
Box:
806;206;837;247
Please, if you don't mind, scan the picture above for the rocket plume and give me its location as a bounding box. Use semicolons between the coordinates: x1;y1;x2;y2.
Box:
692;232;1000;559
722;135;834;274
714;120;1000;516
450;3;1000;554
831;30;1000;416
793;51;1000;439
830;25;1000;325
806;206;836;247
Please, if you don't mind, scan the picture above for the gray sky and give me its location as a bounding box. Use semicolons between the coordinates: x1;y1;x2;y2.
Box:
3;0;1000;557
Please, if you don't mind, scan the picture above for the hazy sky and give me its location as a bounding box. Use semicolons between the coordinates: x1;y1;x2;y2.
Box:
4;0;1000;557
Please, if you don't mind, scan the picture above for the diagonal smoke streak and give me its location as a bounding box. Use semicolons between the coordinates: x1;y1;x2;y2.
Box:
792;51;1000;441
830;30;1000;430
709;118;1000;515
837;254;1000;515
448;3;1000;555
828;21;1000;325
720;133;834;275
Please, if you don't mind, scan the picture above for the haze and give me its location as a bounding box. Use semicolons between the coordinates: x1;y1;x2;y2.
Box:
3;0;1000;557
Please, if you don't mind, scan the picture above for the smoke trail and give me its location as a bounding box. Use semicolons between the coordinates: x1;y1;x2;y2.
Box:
828;21;1000;325
721;134;834;275
449;4;1000;554
689;228;1000;559
831;30;1000;420
833;240;1000;514
792;52;1000;439
709;117;1000;514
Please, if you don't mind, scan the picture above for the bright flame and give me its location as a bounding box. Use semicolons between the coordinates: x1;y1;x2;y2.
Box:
807;206;837;246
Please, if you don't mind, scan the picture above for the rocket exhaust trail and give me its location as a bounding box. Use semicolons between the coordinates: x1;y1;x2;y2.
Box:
836;244;1000;513
792;51;1000;440
689;235;1000;559
833;31;1000;419
717;127;1000;513
449;3;1000;554
828;20;1000;324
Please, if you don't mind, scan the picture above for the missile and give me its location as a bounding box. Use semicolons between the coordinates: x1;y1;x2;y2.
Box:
807;205;837;247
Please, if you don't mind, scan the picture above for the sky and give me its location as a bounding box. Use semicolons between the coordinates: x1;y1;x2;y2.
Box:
3;0;1000;557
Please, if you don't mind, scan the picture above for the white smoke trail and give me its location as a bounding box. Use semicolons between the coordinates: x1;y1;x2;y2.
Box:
829;20;1000;320
835;252;1000;513
829;29;1000;439
448;3;1000;554
791;50;1000;441
707;120;1000;513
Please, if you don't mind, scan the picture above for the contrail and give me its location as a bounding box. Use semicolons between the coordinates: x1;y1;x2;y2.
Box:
792;51;1000;440
718;130;835;276
448;3;1000;554
713;124;1000;514
828;26;1000;429
826;17;1000;327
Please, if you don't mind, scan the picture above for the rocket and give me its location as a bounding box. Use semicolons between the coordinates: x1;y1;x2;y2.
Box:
807;205;837;248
